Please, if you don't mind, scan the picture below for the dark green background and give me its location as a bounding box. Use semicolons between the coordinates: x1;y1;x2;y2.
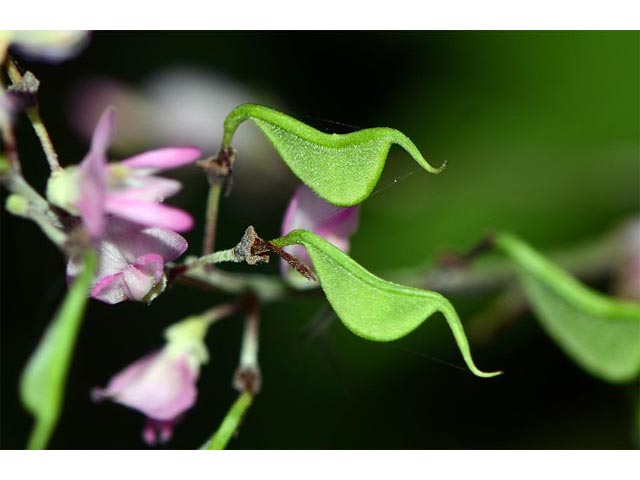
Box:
1;31;639;449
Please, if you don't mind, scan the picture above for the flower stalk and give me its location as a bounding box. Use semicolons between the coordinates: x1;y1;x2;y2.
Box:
198;146;236;256
6;59;62;172
233;295;261;395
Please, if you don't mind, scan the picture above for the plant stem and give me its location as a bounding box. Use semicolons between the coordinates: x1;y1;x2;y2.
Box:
6;59;62;172
202;391;253;450
198;147;235;256
1;76;66;248
233;295;261;395
179;220;631;307
201;302;239;327
239;301;260;371
180;268;289;302
183;247;242;269
202;182;222;255
389;225;624;298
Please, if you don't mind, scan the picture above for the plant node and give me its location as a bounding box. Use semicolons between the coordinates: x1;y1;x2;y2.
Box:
197;146;236;195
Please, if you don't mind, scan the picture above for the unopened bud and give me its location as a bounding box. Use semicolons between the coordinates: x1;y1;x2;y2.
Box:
5;194;29;216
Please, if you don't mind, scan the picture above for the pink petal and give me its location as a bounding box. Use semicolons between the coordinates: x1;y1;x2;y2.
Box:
100;218;188;264
76;108;115;238
281;185;359;238
280;185;359;278
75;220;186;305
92;351;162;403
105;196;194;232
107;176;182;203
315;206;360;239
281;190;301;234
76;169;106;238
93;350;198;421
121;254;165;301
90;107;116;157
120;147;201;172
90;272;127;304
138;228;188;262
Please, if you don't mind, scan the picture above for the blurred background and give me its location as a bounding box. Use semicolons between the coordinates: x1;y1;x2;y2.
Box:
1;31;639;449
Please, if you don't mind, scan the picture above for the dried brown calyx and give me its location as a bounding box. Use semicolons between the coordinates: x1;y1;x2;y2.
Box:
235;226;318;281
197;146;236;195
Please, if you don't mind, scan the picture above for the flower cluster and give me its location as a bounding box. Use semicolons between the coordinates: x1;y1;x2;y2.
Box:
4;33;365;444
49;108;201;304
90;183;361;444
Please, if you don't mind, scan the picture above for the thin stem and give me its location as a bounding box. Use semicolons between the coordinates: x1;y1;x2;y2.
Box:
7;59;62;172
198;147;235;257
170;226;271;281
233;296;261;395
1;77;66;248
389;224;624;298
6;193;68;248
164;302;239;355
202;182;222;255
201;302;239;328
239;303;260;370
179;220;631;308
25;107;62;172
201;391;253;450
180;268;289;303
183;247;242;270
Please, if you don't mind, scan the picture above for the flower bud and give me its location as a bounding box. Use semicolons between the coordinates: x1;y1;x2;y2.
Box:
280;185;359;288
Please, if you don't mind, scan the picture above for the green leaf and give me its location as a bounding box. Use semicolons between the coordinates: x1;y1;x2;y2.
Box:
271;230;500;378
20;249;97;449
222;104;445;206
201;392;253;450
495;232;640;383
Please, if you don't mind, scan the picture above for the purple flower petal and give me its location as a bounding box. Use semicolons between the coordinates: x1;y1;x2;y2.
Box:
92;349;198;421
282;185;360;237
90;272;127;304
76;108;115;238
121;254;165;301
105;196;194;232
120;147;201;172
280;185;360;278
101;218;188;264
92;352;160;402
89;107;115;155
107;176;182;203
67;218;187;304
136;229;188;262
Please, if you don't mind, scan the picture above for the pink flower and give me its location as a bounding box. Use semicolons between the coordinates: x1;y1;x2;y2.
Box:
280;185;360;284
92;316;210;445
48;107;201;239
614;218;640;301
92;348;200;445
67;218;187;304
